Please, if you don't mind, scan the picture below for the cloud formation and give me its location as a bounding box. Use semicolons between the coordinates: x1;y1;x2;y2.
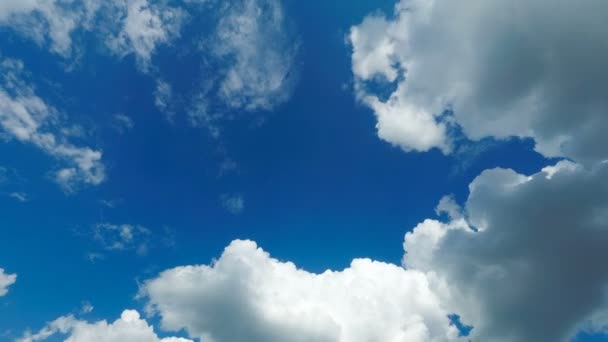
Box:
350;0;608;163
220;193;244;215
0;58;105;190
404;161;608;341
19;310;192;342
105;0;184;69
0;0;183;68
0;268;16;297
93;223;151;255
142;240;461;342
212;0;298;112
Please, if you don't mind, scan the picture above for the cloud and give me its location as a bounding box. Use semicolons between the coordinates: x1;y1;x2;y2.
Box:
0;268;16;297
403;161;608;341
9;192;28;202
141;240;461;342
0;58;105;190
113;113;134;133
211;0;298;112
106;0;185;70
154;79;174;120
18;310;193;342
0;0;184;68
0;0;85;56
350;0;608;163
93;223;151;256
220;193;244;215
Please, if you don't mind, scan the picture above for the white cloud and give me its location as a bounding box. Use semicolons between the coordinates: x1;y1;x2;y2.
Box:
19;310;193;342
211;0;298;111
0;268;16;297
0;0;83;56
220;193;244;215
350;0;608;163
154;79;174;120
142;240;462;342
113;113;134;133
403;161;608;341
9;192;28;202
93;223;151;255
0;0;184;68
106;0;185;69
0;58;105;190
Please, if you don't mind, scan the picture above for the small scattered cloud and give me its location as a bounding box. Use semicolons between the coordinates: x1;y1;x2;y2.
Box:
105;0;186;71
93;223;151;256
220;193;244;215
0;58;105;191
211;0;298;112
8;192;27;203
154;79;174;121
86;252;104;264
80;301;94;314
0;268;16;297
113;113;134;133
99;199;121;209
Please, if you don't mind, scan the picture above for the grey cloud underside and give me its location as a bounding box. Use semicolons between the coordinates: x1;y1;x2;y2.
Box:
404;162;608;341
350;0;608;163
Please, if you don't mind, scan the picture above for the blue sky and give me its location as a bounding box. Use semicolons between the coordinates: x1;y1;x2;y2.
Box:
1;1;608;341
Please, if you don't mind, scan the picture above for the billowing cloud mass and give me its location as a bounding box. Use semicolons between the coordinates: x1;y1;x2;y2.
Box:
404;161;608;341
211;0;298;111
19;310;193;342
0;58;105;190
0;268;16;296
350;0;608;163
0;0;183;67
142;240;462;342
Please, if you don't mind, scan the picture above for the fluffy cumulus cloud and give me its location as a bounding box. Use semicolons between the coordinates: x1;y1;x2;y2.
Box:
0;58;105;190
0;268;17;296
142;240;462;342
350;0;608;163
19;310;193;342
403;161;608;341
0;0;183;67
211;0;298;112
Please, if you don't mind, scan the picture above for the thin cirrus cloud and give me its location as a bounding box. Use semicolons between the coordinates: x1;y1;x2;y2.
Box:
182;0;299;133
349;0;608;164
0;58;105;191
212;0;298;112
0;0;184;69
93;223;151;256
